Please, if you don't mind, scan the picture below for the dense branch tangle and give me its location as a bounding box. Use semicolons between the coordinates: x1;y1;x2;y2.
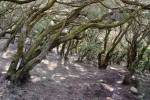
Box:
0;0;149;83
0;0;36;4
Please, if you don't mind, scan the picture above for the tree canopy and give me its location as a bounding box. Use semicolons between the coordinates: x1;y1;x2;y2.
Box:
0;0;150;91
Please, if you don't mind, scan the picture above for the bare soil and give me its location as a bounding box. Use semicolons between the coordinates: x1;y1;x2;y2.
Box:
0;45;140;100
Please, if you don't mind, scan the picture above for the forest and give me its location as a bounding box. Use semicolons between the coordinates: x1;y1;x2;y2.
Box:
0;0;150;100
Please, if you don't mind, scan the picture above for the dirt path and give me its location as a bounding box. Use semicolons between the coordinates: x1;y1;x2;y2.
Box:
137;72;150;100
0;46;139;100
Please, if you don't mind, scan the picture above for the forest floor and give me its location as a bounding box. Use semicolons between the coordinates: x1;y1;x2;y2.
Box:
0;44;149;100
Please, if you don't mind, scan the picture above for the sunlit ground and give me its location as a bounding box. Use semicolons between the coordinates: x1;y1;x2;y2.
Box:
0;45;140;100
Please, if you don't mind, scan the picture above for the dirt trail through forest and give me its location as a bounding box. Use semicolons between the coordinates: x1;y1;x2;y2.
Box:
0;45;139;100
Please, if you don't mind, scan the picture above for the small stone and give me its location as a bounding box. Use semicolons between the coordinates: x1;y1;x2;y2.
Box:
130;86;138;94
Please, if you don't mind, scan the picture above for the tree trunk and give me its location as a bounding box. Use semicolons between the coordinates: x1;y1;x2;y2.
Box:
60;42;66;58
64;41;72;61
98;53;109;69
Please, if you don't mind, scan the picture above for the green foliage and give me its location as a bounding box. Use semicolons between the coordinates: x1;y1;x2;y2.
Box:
143;10;150;19
136;48;150;72
33;16;52;34
78;29;102;60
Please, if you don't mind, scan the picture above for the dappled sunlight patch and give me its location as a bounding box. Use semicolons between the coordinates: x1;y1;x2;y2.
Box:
41;59;57;71
42;59;49;65
51;73;66;82
0;61;10;72
68;74;79;78
118;70;126;73
31;76;42;83
1;49;16;59
59;76;66;80
109;66;119;71
98;79;104;83
109;66;126;73
4;64;10;71
42;76;47;79
69;56;78;62
74;63;87;72
1;71;6;74
116;80;122;84
117;87;122;90
106;97;114;100
35;68;47;75
64;65;70;70
48;62;57;70
51;73;62;78
101;83;114;92
2;52;10;59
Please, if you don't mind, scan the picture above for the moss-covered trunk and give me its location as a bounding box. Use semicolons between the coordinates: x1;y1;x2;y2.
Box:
98;52;110;69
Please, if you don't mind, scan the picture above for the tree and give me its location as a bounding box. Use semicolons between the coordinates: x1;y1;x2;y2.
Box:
0;0;150;84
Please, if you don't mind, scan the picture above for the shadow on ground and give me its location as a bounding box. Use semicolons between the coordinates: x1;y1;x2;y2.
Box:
0;46;139;100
